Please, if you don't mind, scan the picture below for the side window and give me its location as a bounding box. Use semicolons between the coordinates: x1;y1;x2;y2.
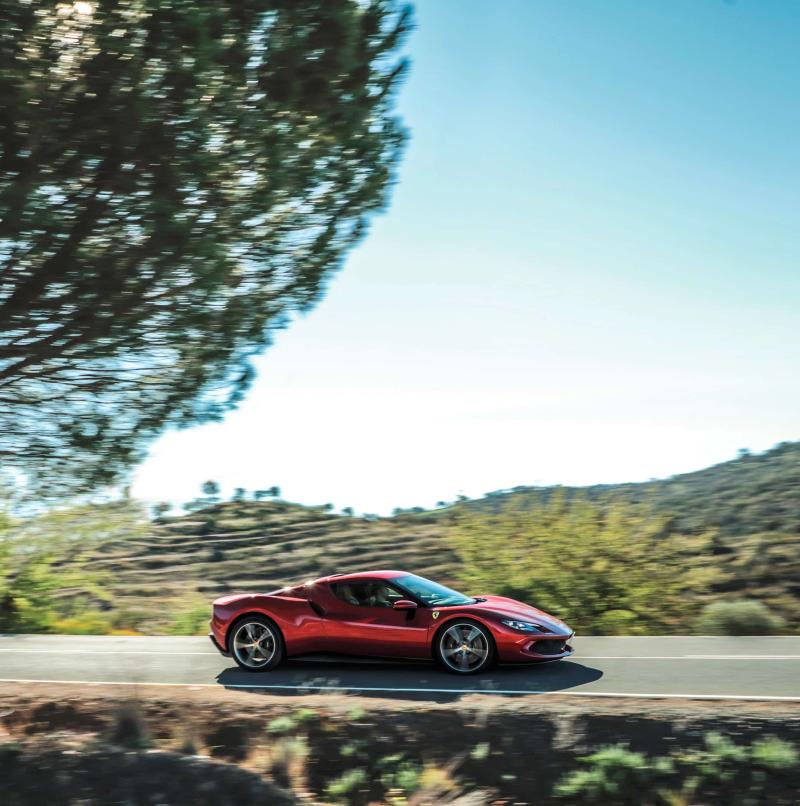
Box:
332;582;366;606
332;581;405;608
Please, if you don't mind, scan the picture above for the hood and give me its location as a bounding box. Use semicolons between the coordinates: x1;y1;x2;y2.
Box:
468;595;570;633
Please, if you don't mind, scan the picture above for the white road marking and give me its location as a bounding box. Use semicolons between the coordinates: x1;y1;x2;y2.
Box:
0;677;797;702
577;655;800;660
0;647;800;663
685;655;800;660
0;649;213;656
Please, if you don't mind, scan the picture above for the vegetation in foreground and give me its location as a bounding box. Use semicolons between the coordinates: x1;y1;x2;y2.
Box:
1;688;798;805
0;442;798;635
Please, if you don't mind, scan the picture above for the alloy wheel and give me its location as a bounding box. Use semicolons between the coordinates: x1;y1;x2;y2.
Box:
232;620;277;669
439;622;490;672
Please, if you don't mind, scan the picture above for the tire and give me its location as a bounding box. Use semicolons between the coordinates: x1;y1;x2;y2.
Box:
228;615;284;672
434;619;494;674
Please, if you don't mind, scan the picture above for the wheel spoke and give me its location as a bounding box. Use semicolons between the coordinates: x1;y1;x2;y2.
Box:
234;622;276;667
444;627;460;644
440;623;489;672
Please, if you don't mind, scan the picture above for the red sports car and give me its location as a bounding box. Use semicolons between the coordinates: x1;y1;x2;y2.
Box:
210;570;574;674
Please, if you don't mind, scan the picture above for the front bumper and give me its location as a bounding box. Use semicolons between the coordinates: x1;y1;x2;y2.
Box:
208;631;230;657
496;628;575;663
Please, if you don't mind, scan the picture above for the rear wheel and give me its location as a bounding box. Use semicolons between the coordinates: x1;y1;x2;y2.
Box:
229;616;284;672
435;620;494;674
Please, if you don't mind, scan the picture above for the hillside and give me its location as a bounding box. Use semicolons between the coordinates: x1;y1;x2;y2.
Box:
72;501;456;632
469;441;800;536
41;442;797;634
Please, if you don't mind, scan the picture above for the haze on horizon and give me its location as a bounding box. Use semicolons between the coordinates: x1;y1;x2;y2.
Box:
132;0;800;515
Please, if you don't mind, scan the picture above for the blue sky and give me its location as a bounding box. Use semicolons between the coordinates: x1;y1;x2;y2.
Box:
132;0;800;513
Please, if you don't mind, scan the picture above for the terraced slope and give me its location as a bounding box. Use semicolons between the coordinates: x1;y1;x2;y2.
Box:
81;501;457;628
51;442;799;634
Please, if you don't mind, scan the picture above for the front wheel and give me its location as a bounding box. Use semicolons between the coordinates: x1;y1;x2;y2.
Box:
229;616;284;672
434;620;494;674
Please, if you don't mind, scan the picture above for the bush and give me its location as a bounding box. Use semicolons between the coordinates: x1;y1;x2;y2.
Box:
448;496;712;634
50;613;114;635
110;703;151;750
695;600;785;635
554;745;673;804
554;734;800;805
326;768;368;802
168;599;210;635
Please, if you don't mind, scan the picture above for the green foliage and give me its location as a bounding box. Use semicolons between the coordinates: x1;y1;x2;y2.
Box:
201;480;221;500
472;442;800;538
554;745;674;804
377;753;421;795
449;494;713;633
470;742;490;761
50;612;114;635
695;599;786;635
0;0;410;495
750;736;799;769
0;501;143;632
166;596;209;636
5;440;799;636
677;733;799;805
325;768;368;802
151;502;172;521
555;734;800;806
254;487;281;501
293;707;318;724
267;715;298;735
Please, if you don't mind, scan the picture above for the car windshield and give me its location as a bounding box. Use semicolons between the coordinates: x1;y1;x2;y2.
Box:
393;574;475;607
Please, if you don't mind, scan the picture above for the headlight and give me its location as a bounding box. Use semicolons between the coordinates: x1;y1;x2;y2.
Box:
501;619;545;633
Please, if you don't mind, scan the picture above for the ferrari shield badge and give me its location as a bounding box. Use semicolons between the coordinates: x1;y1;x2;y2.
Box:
432;610;440;620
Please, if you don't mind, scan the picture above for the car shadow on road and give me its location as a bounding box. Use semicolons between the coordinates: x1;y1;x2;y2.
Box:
215;657;603;702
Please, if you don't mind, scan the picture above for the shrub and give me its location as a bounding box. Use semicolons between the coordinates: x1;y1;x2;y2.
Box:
378;754;421;795
449;496;712;634
267;715;297;735
110;607;149;633
554;734;800;805
325;768;368;802
554;745;674;804
751;736;799;769
695;600;785;635
50;613;113;635
594;609;640;635
168;599;210;635
110;702;151;750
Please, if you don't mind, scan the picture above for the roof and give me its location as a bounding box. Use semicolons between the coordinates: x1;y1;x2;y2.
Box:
317;570;408;583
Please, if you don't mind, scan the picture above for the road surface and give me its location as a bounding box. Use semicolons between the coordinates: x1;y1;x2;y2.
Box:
1;635;799;701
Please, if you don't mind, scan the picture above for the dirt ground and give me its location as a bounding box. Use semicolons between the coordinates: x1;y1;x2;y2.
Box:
2;683;799;804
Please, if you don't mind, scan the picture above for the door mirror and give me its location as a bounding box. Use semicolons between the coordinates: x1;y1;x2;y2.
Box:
393;599;417;611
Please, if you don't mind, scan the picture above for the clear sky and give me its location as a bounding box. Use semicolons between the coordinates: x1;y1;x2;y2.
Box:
132;0;800;514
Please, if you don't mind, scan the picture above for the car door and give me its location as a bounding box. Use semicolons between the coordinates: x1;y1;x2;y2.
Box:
321;579;431;659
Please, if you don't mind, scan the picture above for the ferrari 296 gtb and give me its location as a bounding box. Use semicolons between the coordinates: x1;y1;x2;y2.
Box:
209;570;574;675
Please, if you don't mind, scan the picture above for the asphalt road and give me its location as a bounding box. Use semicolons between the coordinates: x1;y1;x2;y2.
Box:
1;635;799;701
